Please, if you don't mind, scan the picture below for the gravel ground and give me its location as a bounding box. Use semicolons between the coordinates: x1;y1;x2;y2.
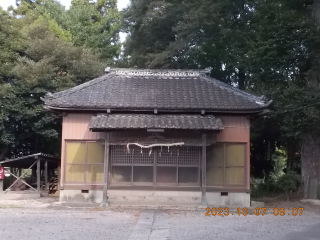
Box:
167;210;320;240
0;198;319;240
0;199;139;240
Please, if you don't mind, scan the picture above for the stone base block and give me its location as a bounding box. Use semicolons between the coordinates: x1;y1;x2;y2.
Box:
59;189;250;207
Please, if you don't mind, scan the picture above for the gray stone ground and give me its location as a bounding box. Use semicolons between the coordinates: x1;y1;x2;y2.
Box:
0;198;320;240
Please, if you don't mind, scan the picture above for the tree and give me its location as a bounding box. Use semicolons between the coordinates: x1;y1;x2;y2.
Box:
122;0;186;68
14;0;121;62
0;8;23;159
66;0;121;62
0;7;105;159
122;0;320;200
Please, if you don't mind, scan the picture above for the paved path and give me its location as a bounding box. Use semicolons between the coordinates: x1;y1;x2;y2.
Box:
128;210;169;240
282;222;320;240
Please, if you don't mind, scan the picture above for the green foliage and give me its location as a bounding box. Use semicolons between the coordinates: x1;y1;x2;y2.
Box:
66;0;121;62
0;8;22;82
251;172;302;199
122;0;185;68
0;1;106;159
34;15;72;42
251;177;279;198
277;172;302;200
271;149;287;178
13;0;120;62
0;8;23;154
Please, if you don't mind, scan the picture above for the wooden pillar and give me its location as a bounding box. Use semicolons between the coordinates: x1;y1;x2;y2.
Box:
18;168;22;177
37;159;40;192
10;167;14;185
201;133;207;206
0;163;3;193
57;165;61;190
102;132;110;206
44;161;48;191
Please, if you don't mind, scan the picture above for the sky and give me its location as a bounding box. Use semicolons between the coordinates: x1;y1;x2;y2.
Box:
0;0;130;10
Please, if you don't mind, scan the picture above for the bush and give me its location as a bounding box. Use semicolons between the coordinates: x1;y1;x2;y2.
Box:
251;177;280;198
251;172;301;200
277;172;301;201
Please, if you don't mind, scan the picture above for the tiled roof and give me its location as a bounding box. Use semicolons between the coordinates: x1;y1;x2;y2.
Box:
89;114;224;130
43;68;270;112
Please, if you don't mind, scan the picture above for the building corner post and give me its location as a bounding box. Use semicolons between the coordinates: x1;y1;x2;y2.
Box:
0;163;3;193
102;132;110;207
200;133;207;207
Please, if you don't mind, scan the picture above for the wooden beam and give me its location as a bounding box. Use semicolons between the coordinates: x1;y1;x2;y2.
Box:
37;159;40;192
102;132;110;206
45;161;48;191
7;170;37;191
201;133;207;206
5;160;37;192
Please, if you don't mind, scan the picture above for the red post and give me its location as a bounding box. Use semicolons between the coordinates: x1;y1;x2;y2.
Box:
0;167;4;180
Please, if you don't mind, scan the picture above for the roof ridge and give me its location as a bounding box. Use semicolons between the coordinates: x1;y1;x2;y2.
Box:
199;75;268;106
108;68;210;76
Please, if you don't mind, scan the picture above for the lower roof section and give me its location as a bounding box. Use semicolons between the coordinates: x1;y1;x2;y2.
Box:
89;114;224;131
0;153;60;169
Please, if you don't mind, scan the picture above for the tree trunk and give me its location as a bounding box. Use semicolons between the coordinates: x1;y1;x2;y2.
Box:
300;0;320;199
308;0;320;88
0;146;8;161
286;146;295;172
238;68;246;90
301;134;320;199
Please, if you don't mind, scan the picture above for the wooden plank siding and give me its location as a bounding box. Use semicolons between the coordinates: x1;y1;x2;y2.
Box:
60;114;251;190
215;115;250;189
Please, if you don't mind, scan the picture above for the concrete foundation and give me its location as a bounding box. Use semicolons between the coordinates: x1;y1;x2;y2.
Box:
206;192;250;207
60;189;250;207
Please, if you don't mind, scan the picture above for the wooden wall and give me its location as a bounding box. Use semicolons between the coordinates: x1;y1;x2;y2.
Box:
61;114;103;187
215;115;250;189
215;116;250;143
60;113;251;189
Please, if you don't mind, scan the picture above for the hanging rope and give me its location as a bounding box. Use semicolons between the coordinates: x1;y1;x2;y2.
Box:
126;142;184;153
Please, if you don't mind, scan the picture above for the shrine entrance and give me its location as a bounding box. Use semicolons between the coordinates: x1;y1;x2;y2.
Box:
110;145;201;187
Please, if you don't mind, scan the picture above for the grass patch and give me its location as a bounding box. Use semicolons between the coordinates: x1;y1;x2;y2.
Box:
91;207;107;211
0;204;22;208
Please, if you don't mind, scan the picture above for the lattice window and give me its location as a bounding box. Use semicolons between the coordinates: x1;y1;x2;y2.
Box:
178;146;201;166
110;145;132;165
132;146;154;165
110;144;201;186
155;146;178;165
